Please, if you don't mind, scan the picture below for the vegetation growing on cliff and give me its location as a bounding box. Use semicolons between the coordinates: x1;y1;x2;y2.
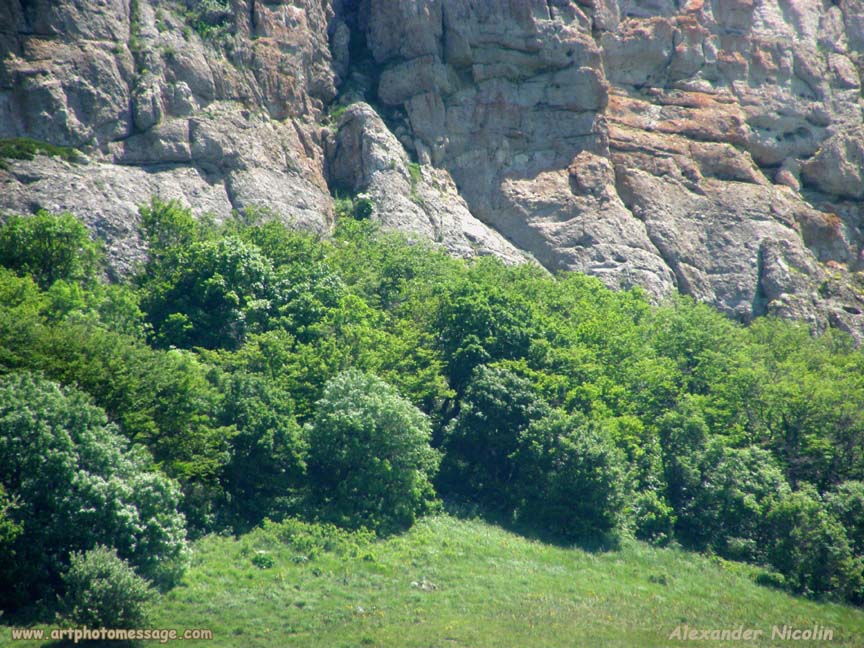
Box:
0;138;82;170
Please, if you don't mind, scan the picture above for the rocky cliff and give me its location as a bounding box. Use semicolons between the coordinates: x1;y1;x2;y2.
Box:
2;1;863;337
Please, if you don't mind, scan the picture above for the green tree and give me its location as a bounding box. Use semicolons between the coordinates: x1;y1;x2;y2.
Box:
656;396;709;515
62;545;156;628
765;487;863;602
139;198;202;269
305;370;440;534
0;211;102;289
514;412;627;543
749;318;864;488
141;236;277;349
434;266;538;391
233;218;345;342
0;310;231;489
0;373;188;607
678;441;789;560
218;372;306;527
439;364;550;510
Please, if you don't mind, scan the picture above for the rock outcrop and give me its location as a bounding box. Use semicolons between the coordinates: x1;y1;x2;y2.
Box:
326;102;525;262
1;0;864;338
348;0;864;337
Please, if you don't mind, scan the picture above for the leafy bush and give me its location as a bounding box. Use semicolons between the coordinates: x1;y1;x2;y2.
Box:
630;489;676;545
184;0;232;42
827;481;864;556
765;487;863;601
353;196;374;220
62;545;156;627
139;198;202;268
262;517;374;558
0;373;188;607
0;211;102;289
677;441;789;561
332;193;375;221
0;137;81;170
514;413;627;543
305;369;440;534
439;364;549;510
250;552;275;569
0;485;22;581
656;396;709;515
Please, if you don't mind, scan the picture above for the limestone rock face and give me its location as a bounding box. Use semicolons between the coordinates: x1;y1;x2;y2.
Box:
2;0;864;339
326;102;525;261
349;0;864;339
0;0;336;267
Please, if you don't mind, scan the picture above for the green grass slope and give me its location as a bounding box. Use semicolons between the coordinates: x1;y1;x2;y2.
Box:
6;513;864;647
154;515;863;647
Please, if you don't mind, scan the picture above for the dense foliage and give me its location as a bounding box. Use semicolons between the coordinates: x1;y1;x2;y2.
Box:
0;373;188;609
62;545;156;627
2;203;864;612
306;370;440;534
0;211;101;289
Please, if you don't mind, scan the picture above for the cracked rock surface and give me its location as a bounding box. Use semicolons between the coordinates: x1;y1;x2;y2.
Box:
2;0;864;338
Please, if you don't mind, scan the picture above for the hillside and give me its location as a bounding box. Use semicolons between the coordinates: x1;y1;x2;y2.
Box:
150;515;864;647
2;209;864;638
2;1;864;338
9;514;864;647
4;3;864;643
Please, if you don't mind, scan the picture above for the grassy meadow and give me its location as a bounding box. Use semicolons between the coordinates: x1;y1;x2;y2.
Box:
155;515;864;646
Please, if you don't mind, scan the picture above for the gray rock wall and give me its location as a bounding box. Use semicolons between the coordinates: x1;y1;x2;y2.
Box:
348;0;864;338
1;0;864;338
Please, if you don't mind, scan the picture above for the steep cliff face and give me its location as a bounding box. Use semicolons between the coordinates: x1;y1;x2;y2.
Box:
1;1;863;337
0;0;519;271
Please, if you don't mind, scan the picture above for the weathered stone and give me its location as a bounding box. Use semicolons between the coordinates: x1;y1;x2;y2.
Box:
131;76;164;132
351;0;864;339
326;102;524;263
801;127;864;199
3;0;864;341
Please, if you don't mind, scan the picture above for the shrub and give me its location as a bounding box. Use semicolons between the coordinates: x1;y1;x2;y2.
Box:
0;211;102;289
185;0;232;42
250;552;275;569
0;137;81;169
139;198;201;268
0;485;22;580
827;481;864;556
262;517;374;558
439;364;549;510
62;545;156;627
353;196;374;220
305;370;440;534
0;373;188;607
765;487;863;602
514;412;627;543
631;489;676;545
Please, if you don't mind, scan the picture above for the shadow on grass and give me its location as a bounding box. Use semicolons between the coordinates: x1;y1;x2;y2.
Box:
440;498;621;553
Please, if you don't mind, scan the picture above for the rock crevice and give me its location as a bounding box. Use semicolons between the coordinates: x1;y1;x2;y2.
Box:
1;0;863;337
